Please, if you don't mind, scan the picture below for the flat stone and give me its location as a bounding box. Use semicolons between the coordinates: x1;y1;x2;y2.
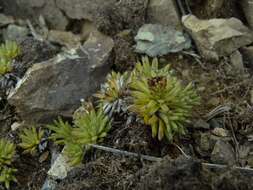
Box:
230;50;244;73
48;30;81;49
135;24;191;57
193;119;210;130
147;0;181;28
8;31;114;123
182;15;253;61
47;153;72;180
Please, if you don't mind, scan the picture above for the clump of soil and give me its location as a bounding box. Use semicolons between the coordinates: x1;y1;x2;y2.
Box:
11;154;50;190
133;156;253;190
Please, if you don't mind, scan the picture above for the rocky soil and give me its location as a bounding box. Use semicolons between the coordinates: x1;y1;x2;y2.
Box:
0;0;253;189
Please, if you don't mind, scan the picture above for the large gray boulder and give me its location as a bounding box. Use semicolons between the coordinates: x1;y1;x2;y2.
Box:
147;0;181;28
182;15;253;61
8;31;114;123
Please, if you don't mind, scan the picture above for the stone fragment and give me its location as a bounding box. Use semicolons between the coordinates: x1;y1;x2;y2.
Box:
135;24;191;57
47;153;72;180
230;50;244;73
182;15;253;61
3;24;29;41
48;30;81;49
193;119;210;130
211;140;236;165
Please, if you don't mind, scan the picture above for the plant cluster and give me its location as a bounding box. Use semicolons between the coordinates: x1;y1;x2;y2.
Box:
0;138;17;189
96;57;200;141
95;71;130;117
48;103;111;166
47;57;199;165
0;41;21;75
18;126;44;155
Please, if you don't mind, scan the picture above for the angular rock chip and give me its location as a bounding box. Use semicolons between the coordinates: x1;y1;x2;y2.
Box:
8;31;114;123
183;15;253;61
211;140;236;165
135;24;191;57
3;24;29;41
48;30;81;49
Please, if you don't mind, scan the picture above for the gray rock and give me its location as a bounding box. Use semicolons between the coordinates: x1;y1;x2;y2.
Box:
193;119;210;129
47;30;81;49
56;0;148;35
147;0;181;28
240;0;253;29
211;140;236;165
8;31;114;123
182;15;253;61
2;0;148;35
1;0;69;30
3;24;29;41
47;153;73;180
40;0;69;30
211;127;230;137
0;13;14;27
41;178;57;190
230;50;244;73
135;24;191;57
80;20;97;41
